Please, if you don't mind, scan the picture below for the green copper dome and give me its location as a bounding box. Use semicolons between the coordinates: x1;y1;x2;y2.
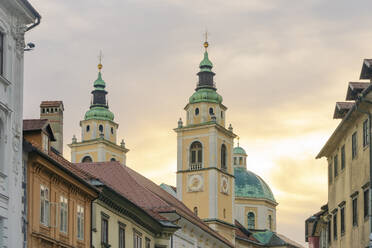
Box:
84;106;114;121
234;167;276;202
189;88;223;104
199;51;213;72
94;72;106;89
233;146;247;155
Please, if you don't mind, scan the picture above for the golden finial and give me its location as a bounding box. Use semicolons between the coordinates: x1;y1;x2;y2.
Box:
203;30;209;51
98;50;103;71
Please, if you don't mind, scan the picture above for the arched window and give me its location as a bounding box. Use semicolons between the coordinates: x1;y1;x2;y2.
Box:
247;212;255;229
221;144;227;170
86;125;90;132
195;108;199;115
239;157;243;165
82;156;92;163
268;215;272;230
99;125;104;133
110;158;116;162
193;207;198;216
209;107;214;115
190;141;202;170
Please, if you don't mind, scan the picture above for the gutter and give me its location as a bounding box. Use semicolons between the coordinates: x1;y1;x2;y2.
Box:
20;0;41;31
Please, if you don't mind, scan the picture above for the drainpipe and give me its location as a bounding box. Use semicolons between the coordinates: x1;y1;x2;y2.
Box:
356;98;372;248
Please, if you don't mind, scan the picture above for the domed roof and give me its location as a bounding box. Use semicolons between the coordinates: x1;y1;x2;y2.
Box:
233;146;247;155
234;167;276;203
189;88;223;104
85;106;114;121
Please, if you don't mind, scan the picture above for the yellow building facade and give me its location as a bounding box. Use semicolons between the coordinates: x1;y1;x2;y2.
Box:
175;41;237;244
69;63;129;164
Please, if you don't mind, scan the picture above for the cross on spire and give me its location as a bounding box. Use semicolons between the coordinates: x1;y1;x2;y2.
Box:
203;30;209;51
98;50;103;71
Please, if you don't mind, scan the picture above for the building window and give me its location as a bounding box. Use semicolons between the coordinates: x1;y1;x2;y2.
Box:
110;158;116;162
247;212;255;229
190;141;202;170
334;155;338;177
221;144;227;170
223;208;226;218
86;125;90;132
0;32;3;76
195;108;199;115
268;215;272;231
209;107;214;115
352;132;357;159
133;230;142;248
77;205;84;240
82;156;92;163
239;157;243;165
60;196;68;233
119;223;125;248
40;185;50;226
352;197;358;226
234;157;237;165
99;124;104;133
333;212;337;240
145;238;151;248
341;145;345;170
363;119;369;147
42;133;49;153
193;207;198;216
221;111;224;118
340;206;345;236
101;214;109;245
328;220;331;244
328;162;332;184
364;189;369;219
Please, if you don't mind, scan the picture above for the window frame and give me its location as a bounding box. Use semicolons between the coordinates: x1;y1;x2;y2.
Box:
190;141;202;170
364;189;369;219
118;222;126;248
40;184;50;226
333;212;337;240
352;197;358;227
101;213;109;245
334;155;338;177
133;229;142;248
340;206;345;236
0;31;4;76
59;195;68;233
328;162;333;184
352;132;357;159
363;119;369;147
145;237;151;248
341;145;345;170
221;144;227;171
77;204;85;240
247;212;255;229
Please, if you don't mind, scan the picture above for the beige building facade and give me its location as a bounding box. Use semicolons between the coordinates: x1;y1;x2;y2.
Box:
309;59;372;248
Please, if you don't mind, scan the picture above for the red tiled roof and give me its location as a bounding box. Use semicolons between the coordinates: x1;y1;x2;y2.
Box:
23;119;49;131
76;161;234;247
24;139;97;192
40;101;63;107
234;220;258;243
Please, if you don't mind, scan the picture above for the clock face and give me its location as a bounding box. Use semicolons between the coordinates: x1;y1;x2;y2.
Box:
221;175;229;194
187;174;203;192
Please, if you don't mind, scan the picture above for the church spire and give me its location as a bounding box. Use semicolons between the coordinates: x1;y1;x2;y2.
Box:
196;34;216;90
91;53;108;108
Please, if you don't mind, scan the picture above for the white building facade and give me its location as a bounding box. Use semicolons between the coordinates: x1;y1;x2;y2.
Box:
0;1;40;247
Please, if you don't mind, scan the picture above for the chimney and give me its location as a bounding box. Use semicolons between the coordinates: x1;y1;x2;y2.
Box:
40;101;64;154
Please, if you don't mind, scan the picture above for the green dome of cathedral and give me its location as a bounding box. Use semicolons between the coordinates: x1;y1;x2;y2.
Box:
189;88;223;104
84;106;114;121
233;146;247;155
234;167;276;203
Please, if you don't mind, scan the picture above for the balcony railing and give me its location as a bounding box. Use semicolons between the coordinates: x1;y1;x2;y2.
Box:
190;163;202;171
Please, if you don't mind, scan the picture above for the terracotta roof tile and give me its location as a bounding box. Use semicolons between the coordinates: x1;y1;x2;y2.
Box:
40;101;63;107
23;119;48;131
76;162;234;247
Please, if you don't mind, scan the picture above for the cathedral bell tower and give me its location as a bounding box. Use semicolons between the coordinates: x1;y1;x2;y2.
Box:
175;40;236;244
68;58;129;164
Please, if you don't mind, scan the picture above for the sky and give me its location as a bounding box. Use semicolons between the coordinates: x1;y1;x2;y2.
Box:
23;0;372;246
